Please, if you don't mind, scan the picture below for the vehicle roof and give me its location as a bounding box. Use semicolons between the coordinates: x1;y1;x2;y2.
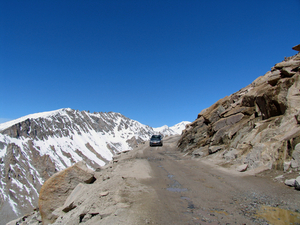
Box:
151;134;162;138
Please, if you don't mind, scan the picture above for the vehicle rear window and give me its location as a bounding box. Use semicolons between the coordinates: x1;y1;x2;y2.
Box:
151;137;161;140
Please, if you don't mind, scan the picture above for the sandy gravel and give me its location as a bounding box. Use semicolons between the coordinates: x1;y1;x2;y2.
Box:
106;135;300;224
48;135;300;225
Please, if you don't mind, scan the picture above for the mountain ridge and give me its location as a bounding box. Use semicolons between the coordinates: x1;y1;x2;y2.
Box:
0;108;187;133
0;108;189;224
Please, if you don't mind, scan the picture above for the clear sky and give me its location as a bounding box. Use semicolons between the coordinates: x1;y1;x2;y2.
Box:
1;1;300;127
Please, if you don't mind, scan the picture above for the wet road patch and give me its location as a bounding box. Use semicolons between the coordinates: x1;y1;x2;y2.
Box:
256;205;300;224
166;187;188;192
166;173;188;192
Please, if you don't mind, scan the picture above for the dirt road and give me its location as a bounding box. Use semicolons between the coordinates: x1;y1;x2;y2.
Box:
48;135;300;225
133;135;300;224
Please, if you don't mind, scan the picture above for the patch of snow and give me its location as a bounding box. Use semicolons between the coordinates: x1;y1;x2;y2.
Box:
8;196;19;215
170;121;190;134
0;108;72;131
154;121;190;136
11;177;24;190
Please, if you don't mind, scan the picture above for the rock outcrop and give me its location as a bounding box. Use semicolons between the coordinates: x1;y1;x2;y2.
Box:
38;161;95;225
178;45;300;172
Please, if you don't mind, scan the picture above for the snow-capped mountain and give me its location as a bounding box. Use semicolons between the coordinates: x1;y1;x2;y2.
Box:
0;108;189;224
153;121;190;136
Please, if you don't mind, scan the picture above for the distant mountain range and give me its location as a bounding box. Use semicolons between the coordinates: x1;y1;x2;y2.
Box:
0;108;190;223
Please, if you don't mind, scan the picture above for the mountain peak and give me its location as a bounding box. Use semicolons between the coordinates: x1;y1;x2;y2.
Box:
0;108;72;131
153;121;190;136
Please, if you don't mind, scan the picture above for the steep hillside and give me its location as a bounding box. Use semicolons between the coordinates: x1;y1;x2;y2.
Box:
178;45;300;173
0;108;188;224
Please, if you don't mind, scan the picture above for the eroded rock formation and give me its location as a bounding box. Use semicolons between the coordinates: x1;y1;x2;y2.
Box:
178;46;300;172
38;161;95;225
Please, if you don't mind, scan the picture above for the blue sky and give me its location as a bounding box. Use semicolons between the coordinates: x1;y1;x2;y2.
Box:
1;1;300;127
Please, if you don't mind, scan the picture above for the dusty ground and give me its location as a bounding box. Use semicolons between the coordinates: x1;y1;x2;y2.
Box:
16;135;300;225
105;135;300;225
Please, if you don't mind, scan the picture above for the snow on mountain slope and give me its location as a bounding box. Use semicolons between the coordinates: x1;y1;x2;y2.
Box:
153;121;190;136
0;108;189;224
0;109;65;132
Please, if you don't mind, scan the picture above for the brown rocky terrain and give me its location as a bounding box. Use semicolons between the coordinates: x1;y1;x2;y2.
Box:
6;45;300;225
178;45;300;175
8;135;300;225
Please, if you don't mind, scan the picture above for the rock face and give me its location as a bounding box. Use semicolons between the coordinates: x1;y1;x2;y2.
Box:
178;47;300;172
38;161;95;225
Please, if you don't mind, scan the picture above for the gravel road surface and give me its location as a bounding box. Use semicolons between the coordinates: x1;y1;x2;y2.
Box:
133;135;300;224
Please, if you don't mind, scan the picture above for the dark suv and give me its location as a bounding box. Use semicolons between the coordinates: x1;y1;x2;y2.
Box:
149;135;163;147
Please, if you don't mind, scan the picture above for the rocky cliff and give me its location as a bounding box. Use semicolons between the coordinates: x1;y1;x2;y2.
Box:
178;45;300;173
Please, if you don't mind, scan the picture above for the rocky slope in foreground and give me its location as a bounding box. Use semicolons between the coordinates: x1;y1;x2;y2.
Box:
178;45;300;174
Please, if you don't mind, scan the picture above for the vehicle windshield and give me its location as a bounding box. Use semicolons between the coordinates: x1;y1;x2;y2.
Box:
151;137;161;140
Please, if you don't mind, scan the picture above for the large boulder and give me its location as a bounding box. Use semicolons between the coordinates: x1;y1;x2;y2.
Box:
38;161;95;225
285;179;296;187
236;164;248;172
212;113;244;131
